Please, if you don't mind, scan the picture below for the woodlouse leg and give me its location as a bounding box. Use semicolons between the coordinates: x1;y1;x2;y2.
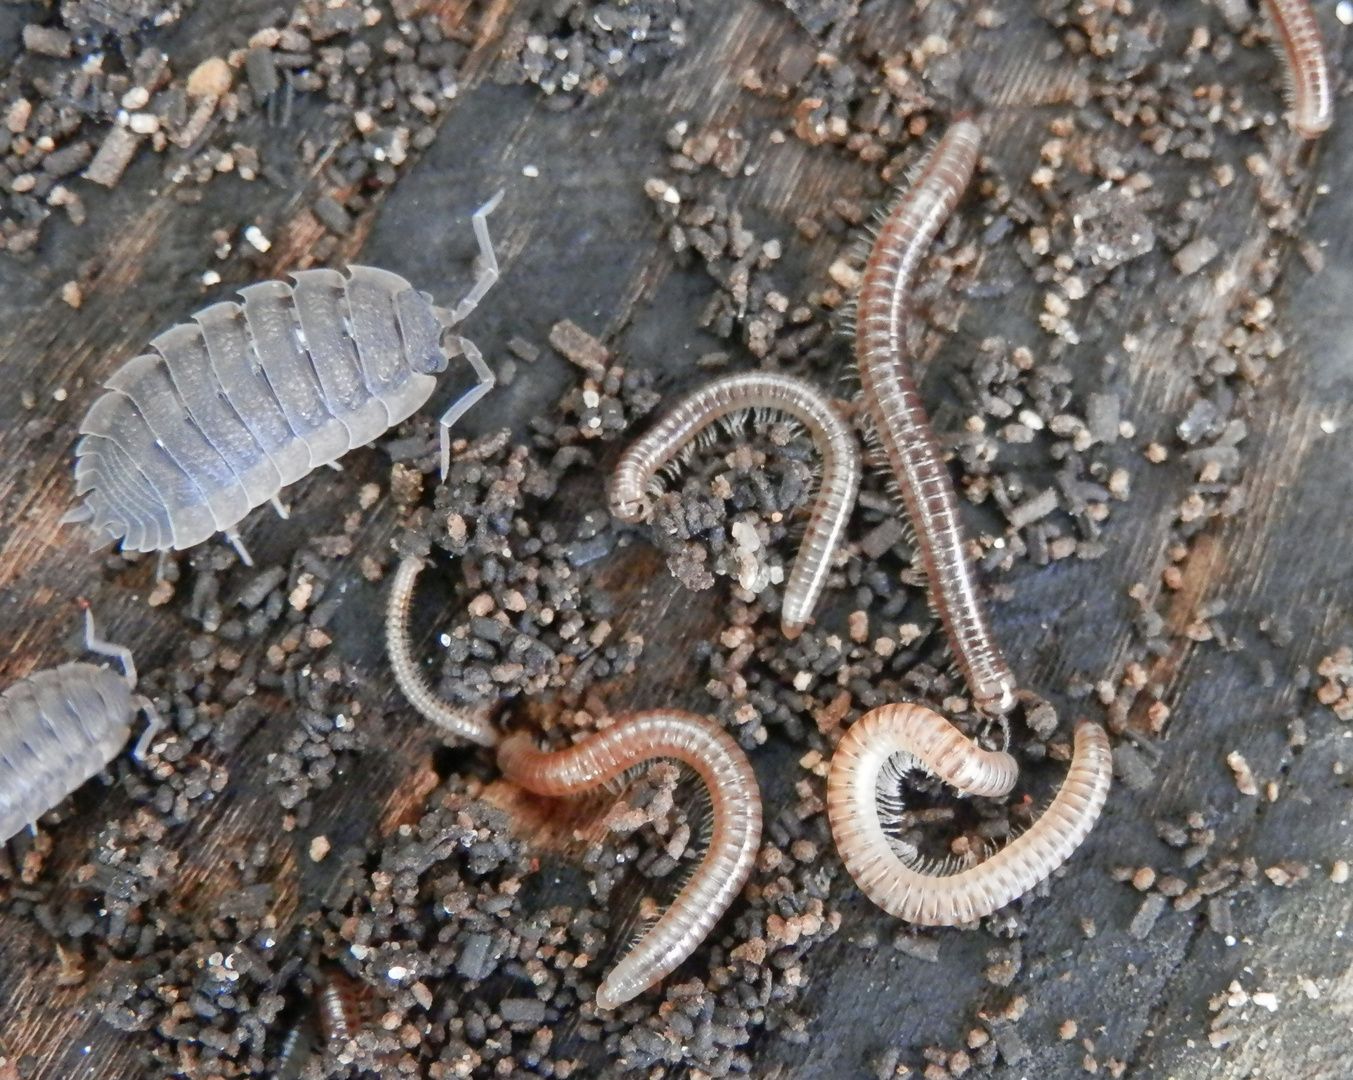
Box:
131;696;166;760
83;608;137;688
225;527;255;566
436;336;497;480
385;554;500;746
270;494;290;519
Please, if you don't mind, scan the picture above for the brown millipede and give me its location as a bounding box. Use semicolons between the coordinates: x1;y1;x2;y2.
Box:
855;119;1017;718
827;703;1111;926
609;371;862;639
1262;0;1332;140
497;710;762;1008
385;554;499;747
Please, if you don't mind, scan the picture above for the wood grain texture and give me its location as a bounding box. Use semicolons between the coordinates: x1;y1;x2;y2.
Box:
2;0;1352;1077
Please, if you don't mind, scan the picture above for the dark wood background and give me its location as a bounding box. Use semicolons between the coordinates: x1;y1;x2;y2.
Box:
3;0;1353;1077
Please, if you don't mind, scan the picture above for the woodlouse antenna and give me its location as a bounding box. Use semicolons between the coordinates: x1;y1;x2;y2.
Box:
385;554;500;747
609;371;862;639
827;704;1111;926
854;119;1018;718
496;710;762;1008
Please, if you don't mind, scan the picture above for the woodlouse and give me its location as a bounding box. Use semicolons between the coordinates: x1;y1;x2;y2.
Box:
63;195;503;566
0;610;163;843
497;710;762;1008
316;965;363;1045
609;371;862;639
856;119;1019;718
827;703;1111;926
1262;0;1332;140
385;554;500;747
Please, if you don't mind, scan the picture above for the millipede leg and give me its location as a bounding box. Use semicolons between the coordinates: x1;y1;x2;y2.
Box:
83;608;137;688
270;495;291;519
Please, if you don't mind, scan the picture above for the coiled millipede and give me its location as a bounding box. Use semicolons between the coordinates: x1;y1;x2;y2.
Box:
827;704;1111;925
609;370;862;639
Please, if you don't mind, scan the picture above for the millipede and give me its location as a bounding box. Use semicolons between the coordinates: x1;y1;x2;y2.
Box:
1261;0;1332;140
497;710;761;1008
855;118;1019;719
827;704;1112;926
609;370;862;639
385;553;501;747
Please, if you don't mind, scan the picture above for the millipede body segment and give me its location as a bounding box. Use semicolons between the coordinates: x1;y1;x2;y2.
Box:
64;196;502;565
0;610;163;843
1262;0;1333;139
609;371;861;638
497;710;762;1008
385;554;500;747
855;119;1018;718
827;704;1111;926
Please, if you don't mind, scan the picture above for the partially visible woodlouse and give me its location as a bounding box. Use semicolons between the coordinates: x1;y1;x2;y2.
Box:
385;554;500;746
0;610;163;843
855;119;1018;718
497;710;762;1008
316;965;364;1045
1262;0;1332;139
827;703;1111;926
609;371;862;639
63;194;503;566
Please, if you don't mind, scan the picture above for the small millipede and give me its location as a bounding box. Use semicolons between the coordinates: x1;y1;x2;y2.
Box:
826;703;1111;926
0;610;163;843
270;1016;317;1080
385;554;500;747
1261;0;1332;140
63;195;503;566
855;119;1018;718
609;371;862;639
497;710;762;1008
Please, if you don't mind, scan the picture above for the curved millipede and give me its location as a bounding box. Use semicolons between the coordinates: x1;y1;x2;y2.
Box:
497;710;762;1008
855;119;1018;718
63;195;502;566
0;610;163;843
827;703;1111;926
385;554;500;747
1262;0;1332;140
609;371;862;639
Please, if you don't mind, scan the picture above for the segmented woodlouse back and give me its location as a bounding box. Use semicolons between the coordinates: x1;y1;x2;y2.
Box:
66;198;502;559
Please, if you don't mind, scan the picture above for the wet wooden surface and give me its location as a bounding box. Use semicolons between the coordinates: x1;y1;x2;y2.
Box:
3;1;1353;1077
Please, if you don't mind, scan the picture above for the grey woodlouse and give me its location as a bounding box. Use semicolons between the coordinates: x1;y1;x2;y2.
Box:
827;703;1111;926
609;371;862;639
385;554;500;747
1262;0;1332;139
856;119;1019;719
63;194;503;566
0;609;163;843
497;710;762;1009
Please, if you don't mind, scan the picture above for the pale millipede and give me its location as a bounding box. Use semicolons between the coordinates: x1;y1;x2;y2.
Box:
609;371;862;639
385;554;500;747
855;119;1017;718
1261;0;1332;140
497;710;762;1008
826;703;1111;926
